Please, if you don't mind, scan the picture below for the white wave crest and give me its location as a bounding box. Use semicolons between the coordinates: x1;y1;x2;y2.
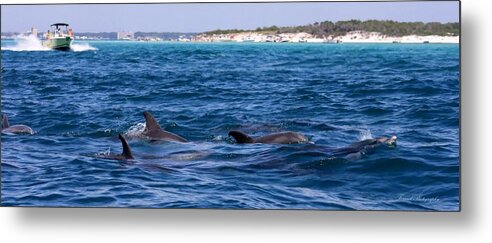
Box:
71;43;98;52
358;129;373;140
1;34;51;51
124;122;146;138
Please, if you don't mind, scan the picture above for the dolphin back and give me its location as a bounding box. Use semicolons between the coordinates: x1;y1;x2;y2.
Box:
141;111;188;142
2;114;9;128
118;134;134;159
229;130;255;143
143;111;162;131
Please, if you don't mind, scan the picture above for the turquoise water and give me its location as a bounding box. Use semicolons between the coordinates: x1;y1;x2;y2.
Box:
1;41;459;210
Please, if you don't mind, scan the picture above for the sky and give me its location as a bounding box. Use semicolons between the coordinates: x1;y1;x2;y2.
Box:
1;1;460;33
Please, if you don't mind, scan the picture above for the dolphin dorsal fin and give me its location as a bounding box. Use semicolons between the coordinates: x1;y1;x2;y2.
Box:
143;111;162;132
2;114;9;128
118;134;134;159
228;130;255;143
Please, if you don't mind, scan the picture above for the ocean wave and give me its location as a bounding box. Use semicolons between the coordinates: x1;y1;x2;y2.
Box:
70;43;98;52
1;34;51;51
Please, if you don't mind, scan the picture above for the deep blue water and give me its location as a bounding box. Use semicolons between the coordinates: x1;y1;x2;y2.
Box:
1;40;459;210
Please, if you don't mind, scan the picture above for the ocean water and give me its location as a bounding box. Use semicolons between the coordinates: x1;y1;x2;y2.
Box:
1;40;459;210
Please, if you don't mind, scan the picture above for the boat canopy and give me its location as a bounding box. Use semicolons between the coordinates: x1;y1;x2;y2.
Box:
51;23;69;27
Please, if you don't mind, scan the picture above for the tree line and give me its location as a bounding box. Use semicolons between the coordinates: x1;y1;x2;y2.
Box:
204;20;459;37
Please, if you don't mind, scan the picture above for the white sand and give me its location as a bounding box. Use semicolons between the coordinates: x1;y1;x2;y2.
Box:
195;30;459;44
333;31;459;44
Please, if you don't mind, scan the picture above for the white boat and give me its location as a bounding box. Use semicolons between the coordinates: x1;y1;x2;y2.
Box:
43;23;73;50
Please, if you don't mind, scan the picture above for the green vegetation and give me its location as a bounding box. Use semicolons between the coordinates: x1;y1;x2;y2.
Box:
204;29;249;35
204;20;460;37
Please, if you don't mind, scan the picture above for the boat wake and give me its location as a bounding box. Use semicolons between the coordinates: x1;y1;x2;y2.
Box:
71;43;98;52
2;34;97;52
1;34;50;51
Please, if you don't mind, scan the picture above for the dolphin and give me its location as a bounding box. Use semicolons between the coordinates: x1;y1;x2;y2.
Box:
1;114;34;135
96;134;134;161
141;111;188;142
228;130;309;144
94;134;177;173
327;135;397;159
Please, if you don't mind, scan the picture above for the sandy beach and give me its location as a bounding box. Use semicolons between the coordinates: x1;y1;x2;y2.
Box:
333;31;459;43
194;30;459;44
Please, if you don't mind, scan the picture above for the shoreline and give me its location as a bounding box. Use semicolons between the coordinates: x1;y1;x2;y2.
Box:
0;38;459;45
1;30;459;44
193;31;459;44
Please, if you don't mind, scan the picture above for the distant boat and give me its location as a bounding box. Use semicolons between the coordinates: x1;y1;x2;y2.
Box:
43;23;73;50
